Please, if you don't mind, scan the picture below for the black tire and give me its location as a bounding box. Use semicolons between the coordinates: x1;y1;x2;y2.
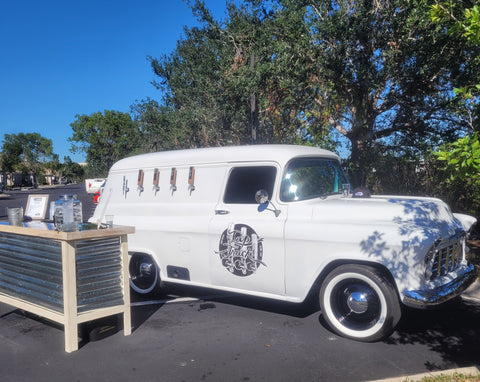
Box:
319;264;401;342
129;253;161;295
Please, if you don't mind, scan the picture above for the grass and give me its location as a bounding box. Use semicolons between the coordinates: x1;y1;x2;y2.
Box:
403;372;480;382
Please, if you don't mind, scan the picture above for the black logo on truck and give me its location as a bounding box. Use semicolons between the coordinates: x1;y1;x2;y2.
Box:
217;223;266;277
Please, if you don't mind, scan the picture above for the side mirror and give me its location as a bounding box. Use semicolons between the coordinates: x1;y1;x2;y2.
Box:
255;189;269;204
255;189;281;217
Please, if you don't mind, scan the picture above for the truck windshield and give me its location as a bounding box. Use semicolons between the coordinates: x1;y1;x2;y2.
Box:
280;157;350;202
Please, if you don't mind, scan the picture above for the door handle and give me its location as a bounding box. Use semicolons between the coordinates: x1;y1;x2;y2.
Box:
215;210;230;215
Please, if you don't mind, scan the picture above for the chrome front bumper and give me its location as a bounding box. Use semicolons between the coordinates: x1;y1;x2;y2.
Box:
403;263;477;308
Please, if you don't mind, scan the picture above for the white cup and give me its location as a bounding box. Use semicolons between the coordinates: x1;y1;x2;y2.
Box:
104;215;114;228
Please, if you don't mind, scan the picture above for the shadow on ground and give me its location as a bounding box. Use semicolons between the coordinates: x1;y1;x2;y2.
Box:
386;297;480;369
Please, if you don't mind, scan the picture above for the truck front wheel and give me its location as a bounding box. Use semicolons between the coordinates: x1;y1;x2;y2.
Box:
129;253;161;295
319;264;401;342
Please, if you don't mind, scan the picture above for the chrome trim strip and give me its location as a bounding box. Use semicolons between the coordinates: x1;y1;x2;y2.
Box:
403;264;477;308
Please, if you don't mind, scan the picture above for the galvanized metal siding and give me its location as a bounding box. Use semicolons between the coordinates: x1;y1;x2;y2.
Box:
0;232;63;312
75;237;124;313
0;233;125;314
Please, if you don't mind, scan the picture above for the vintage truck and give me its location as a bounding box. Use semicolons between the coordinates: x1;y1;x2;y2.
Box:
90;145;477;341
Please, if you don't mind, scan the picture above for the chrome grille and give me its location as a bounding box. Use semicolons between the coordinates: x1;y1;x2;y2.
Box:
427;238;463;281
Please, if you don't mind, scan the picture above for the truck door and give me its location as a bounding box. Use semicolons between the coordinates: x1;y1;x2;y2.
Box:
209;164;287;297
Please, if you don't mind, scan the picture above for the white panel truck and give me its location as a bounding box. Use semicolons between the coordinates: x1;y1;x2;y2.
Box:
91;145;477;341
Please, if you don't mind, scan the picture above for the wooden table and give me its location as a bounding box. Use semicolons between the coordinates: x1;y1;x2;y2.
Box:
0;223;134;352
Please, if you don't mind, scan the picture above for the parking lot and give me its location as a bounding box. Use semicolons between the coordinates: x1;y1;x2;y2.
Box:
1;185;479;381
1;285;480;381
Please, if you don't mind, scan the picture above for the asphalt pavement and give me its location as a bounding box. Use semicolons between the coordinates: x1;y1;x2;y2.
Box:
0;281;479;382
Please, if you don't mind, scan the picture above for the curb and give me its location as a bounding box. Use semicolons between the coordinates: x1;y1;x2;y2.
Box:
368;366;480;382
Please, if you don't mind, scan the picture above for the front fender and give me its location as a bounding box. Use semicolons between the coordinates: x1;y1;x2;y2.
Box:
453;213;477;233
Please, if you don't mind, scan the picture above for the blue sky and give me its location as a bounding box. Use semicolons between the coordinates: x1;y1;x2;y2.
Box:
0;0;228;162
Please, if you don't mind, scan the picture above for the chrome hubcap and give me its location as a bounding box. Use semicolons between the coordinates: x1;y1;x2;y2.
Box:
329;280;381;331
130;254;158;293
139;262;153;276
347;291;369;314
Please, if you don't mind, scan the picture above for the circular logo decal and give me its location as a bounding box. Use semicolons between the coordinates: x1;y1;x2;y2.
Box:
217;223;265;277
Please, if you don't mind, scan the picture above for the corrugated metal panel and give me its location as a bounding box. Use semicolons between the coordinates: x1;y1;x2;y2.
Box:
0;232;125;314
0;232;63;312
75;237;124;313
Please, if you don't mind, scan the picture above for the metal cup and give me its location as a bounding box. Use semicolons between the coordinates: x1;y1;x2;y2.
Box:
7;207;23;226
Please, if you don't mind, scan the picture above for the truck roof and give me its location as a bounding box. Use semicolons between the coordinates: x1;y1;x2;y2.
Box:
110;144;340;171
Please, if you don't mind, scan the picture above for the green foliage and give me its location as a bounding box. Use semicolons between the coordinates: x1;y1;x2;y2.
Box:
464;5;480;43
60;156;85;183
433;133;480;213
130;98;186;152
430;1;480;98
1;132;54;175
145;0;479;188
0;134;23;173
69;110;139;177
301;0;479;185
435;133;480;178
430;3;480;44
149;0;249;147
147;0;340;149
428;1;480;214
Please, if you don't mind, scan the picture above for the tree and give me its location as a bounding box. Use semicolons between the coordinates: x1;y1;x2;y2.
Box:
270;0;479;185
0;135;22;189
148;1;340;150
148;0;479;187
434;133;480;213
1;133;54;187
130;98;185;152
430;1;480;214
149;1;251;147
58;156;85;183
221;1;338;147
69;110;140;176
431;1;480;99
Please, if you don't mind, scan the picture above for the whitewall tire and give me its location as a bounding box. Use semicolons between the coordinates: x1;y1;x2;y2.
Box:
129;253;161;295
319;264;401;342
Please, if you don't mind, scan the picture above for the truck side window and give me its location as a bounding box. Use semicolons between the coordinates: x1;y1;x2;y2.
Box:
224;166;277;204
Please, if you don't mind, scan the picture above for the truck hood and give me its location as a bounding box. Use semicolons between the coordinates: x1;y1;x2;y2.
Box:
297;194;474;294
307;194;465;238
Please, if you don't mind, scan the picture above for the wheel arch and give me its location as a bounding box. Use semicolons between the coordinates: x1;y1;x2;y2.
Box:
310;259;401;301
316;260;403;341
128;251;163;295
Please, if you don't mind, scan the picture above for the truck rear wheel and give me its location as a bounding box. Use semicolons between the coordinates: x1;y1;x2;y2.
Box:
129;253;160;294
319;264;401;342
